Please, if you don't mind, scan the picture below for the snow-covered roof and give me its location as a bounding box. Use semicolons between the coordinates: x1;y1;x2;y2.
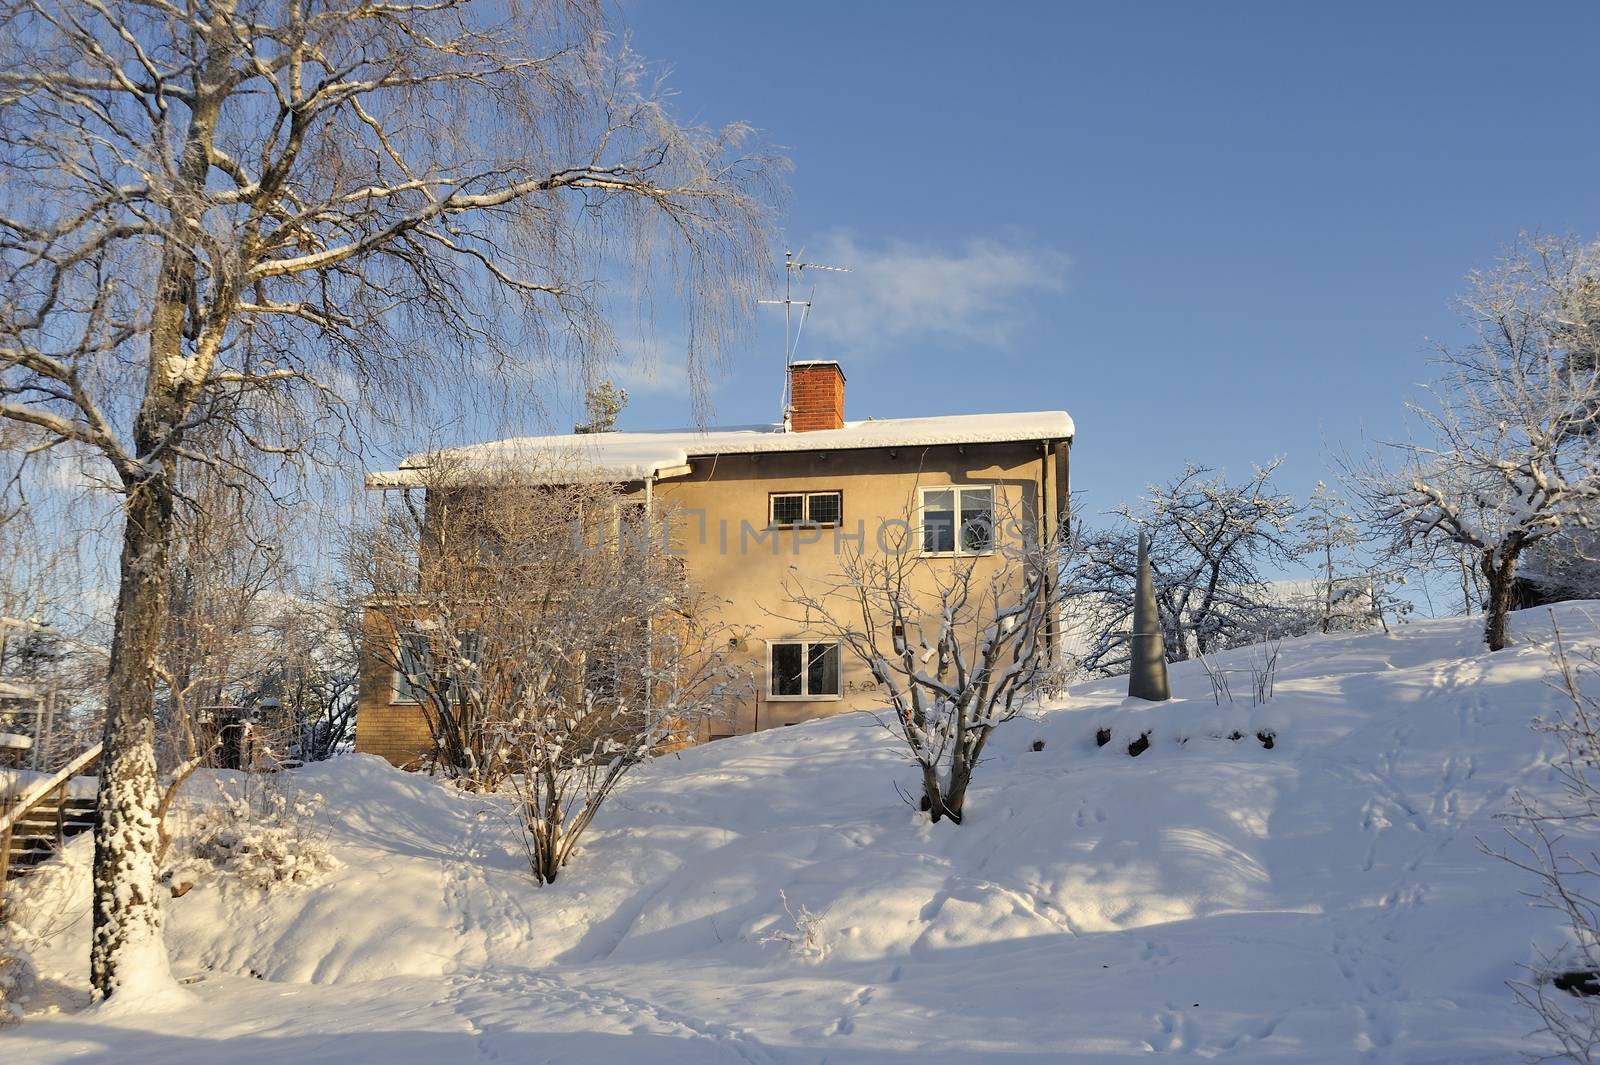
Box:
367;410;1074;488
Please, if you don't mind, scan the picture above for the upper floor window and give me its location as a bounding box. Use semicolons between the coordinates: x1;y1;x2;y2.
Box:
919;486;995;555
770;491;842;528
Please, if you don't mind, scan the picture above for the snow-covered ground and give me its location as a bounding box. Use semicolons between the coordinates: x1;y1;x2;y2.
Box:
5;604;1596;1063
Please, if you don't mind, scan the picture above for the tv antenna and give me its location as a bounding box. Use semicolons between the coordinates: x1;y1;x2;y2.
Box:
759;248;849;428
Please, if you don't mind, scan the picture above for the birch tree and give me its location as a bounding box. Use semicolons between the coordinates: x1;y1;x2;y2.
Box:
0;0;777;998
1358;235;1600;652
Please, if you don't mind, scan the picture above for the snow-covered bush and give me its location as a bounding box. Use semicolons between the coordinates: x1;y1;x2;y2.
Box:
169;779;337;891
0;845;87;1024
1494;618;1600;1061
758;890;829;961
353;458;748;885
0;921;34;1025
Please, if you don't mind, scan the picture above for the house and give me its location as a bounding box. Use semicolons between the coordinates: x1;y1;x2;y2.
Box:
355;361;1074;766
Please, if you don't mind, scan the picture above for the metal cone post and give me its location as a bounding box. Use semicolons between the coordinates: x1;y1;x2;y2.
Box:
1128;529;1171;701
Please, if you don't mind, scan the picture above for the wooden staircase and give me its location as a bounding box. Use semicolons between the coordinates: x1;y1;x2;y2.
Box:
0;743;101;882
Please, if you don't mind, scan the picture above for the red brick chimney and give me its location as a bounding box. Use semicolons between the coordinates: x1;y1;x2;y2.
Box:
788;360;845;432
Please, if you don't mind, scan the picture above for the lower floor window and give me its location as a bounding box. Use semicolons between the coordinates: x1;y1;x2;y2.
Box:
769;640;841;698
394;628;480;703
395;630;431;702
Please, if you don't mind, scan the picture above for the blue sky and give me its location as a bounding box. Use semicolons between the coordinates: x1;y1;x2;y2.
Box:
596;0;1600;523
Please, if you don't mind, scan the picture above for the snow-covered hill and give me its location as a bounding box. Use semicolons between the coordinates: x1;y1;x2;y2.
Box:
6;604;1598;1063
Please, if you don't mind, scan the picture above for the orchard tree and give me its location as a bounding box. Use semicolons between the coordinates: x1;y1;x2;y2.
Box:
782;494;1069;825
0;0;778;998
1069;461;1301;672
1359;234;1600;652
1296;481;1366;634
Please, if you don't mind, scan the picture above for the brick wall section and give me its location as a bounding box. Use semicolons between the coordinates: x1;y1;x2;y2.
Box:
353;605;434;767
789;361;845;431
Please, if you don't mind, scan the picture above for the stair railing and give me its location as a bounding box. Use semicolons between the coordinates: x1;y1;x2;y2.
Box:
0;741;102;883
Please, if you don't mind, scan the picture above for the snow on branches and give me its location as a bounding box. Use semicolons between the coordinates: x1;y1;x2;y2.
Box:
1067;461;1302;674
780;492;1069;825
1358;234;1600;650
351;455;749;884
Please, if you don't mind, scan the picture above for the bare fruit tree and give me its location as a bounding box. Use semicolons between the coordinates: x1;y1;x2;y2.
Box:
783;495;1068;825
352;455;748;883
1358;235;1600;652
0;0;778;997
1521;527;1600;606
1294;481;1371;634
1068;461;1301;673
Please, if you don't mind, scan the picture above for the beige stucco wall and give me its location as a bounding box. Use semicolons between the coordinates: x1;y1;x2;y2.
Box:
649;439;1067;736
355;437;1070;764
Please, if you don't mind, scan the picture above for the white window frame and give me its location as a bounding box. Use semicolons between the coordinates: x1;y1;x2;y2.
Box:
918;484;997;557
765;639;843;701
769;491;843;529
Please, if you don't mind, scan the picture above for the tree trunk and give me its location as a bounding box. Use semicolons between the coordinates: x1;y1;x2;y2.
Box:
1322;545;1334;634
1481;550;1519;653
920;761;964;824
91;470;177;997
941;761;973;825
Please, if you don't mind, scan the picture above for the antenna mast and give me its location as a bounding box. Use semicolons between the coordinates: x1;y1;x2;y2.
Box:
759;248;849;429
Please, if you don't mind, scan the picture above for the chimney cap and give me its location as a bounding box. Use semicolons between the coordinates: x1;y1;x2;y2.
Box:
789;359;845;381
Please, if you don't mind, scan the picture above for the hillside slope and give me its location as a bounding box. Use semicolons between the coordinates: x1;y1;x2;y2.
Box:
5;604;1596;1063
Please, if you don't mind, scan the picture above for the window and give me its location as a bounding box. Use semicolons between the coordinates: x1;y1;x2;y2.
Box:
806;491;842;527
768;640;842;699
919;486;995;555
769;491;843;528
394;630;430;702
393;628;480;703
616;500;649;547
584;643;619;704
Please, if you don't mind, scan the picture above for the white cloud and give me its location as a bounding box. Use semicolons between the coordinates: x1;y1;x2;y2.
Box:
795;232;1069;357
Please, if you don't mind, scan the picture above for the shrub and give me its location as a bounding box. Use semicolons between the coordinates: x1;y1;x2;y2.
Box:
169;779;337;891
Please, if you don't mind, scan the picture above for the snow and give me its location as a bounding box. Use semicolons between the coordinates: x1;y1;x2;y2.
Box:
367;411;1076;487
3;604;1595;1061
0;768;97;801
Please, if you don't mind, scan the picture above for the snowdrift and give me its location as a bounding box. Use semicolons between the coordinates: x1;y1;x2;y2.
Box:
4;604;1595;1063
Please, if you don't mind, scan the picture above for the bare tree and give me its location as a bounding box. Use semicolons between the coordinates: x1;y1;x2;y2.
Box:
0;464;109;766
1358;235;1600;652
157;459;293;767
269;587;361;763
1295;481;1374;634
1068;461;1301;673
352;456;748;882
783;495;1067;825
1521;527;1600;606
0;0;778;995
